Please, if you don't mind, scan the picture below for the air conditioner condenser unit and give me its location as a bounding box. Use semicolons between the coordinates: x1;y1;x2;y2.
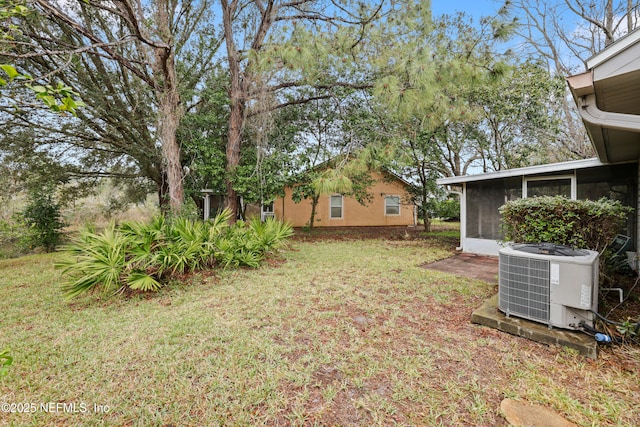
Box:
498;243;599;330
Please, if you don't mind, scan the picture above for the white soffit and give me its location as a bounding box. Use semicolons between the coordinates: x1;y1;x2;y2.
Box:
587;28;640;70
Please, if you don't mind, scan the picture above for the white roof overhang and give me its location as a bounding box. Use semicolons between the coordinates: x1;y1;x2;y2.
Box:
567;29;640;163
437;158;605;185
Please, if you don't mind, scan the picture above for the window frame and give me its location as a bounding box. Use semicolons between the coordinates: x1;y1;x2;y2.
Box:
523;175;576;200
329;194;343;219
384;195;401;216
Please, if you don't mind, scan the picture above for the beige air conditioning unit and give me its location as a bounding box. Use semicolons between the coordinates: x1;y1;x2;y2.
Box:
498;244;599;330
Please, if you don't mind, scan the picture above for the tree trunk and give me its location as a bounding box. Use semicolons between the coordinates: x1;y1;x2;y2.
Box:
225;96;243;222
221;0;244;223
158;81;184;213
154;0;184;213
628;0;634;34
308;195;319;229
603;0;615;46
422;203;431;233
157;173;170;213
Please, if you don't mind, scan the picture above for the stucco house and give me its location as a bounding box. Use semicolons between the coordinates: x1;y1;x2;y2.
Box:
437;28;640;257
269;170;417;228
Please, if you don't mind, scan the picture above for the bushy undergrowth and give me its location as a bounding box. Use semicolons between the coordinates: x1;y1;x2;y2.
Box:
56;209;293;298
0;191;66;258
500;196;632;251
434;197;460;221
20;191;66;252
0;219;28;259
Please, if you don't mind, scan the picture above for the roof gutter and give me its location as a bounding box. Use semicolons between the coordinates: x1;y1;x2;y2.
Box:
578;93;640;132
568;72;640;163
575;93;640;163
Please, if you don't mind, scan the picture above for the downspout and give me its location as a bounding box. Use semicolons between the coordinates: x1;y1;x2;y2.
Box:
573;87;640;266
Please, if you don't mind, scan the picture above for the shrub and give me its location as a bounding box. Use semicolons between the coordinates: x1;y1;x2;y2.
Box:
56;210;293;298
216;217;294;268
499;196;632;252
434;197;460;221
20;191;66;252
0;219;29;259
57;224;142;298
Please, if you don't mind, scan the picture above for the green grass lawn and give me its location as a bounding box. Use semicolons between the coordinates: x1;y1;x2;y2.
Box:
1;233;639;426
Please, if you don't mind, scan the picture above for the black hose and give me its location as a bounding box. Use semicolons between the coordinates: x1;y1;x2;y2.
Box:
592;310;627;327
584;316;640;345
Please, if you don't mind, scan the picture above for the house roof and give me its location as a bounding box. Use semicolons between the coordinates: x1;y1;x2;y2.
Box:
304;154;416;189
567;28;640;163
437;158;606;185
381;168;416;189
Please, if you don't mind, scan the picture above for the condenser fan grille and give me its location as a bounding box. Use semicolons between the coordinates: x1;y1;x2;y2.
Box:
499;254;550;323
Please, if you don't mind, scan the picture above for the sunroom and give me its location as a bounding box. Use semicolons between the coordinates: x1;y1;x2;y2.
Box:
437;158;637;256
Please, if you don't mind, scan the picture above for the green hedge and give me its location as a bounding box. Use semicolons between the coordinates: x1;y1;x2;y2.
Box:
499;196;632;251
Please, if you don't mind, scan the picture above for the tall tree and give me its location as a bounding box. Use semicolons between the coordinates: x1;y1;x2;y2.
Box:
507;0;640;159
467;59;567;171
180;65;301;218
218;0;390;220
5;0;220;211
372;8;515;230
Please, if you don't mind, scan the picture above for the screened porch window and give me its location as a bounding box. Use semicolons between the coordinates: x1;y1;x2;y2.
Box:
467;177;522;240
577;163;637;248
525;177;572;198
330;195;343;219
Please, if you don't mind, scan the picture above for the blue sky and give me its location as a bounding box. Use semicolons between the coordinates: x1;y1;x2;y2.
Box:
431;0;504;19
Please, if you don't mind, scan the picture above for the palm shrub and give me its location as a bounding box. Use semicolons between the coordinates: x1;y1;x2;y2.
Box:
57;209;293;298
214;217;293;268
56;223;163;298
249;216;295;251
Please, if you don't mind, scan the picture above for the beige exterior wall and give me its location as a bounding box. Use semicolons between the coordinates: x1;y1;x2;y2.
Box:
273;171;416;227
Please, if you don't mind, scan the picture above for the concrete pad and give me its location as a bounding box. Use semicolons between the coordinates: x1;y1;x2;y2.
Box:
421;253;499;283
500;398;577;427
472;295;598;359
423;254;598;358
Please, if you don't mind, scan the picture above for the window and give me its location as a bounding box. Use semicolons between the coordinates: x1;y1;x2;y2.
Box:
330;195;343;219
577;164;637;246
525;176;573;198
385;196;401;215
261;202;274;221
467;177;522;240
262;202;274;213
